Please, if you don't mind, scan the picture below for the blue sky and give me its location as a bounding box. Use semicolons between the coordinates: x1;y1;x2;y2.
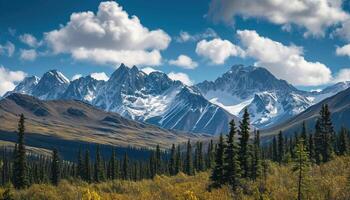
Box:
1;0;350;94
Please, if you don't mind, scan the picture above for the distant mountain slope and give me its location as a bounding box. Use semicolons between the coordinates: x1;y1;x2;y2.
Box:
262;87;350;137
7;64;237;135
0;93;201;149
196;65;350;128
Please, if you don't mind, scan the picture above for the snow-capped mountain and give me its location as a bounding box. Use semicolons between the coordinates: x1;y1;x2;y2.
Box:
196;65;347;128
5;76;39;96
32;70;70;100
8;64;235;135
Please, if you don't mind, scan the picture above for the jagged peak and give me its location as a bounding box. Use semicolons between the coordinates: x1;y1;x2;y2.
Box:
42;69;70;84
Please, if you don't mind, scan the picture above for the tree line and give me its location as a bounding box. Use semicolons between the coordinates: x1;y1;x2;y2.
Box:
0;104;349;199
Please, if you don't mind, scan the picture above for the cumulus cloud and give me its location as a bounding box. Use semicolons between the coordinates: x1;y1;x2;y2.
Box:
90;72;109;81
175;28;218;43
0;42;15;57
167;72;194;86
44;1;171;67
208;0;349;37
20;49;37;61
141;67;159;75
0;66;26;96
195;38;245;64
19;33;42;48
71;74;83;81
237;30;332;86
169;55;198;69
333;68;350;82
336;44;350;57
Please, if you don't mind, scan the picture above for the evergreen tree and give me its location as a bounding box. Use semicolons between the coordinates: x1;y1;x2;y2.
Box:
155;145;161;175
339;127;349;155
301;121;308;146
314;120;322;164
272;136;278;162
122;152;128;180
223;120;241;190
175;145;182;174
210;134;226;188
169;144;176;175
109;149;117;179
319;104;334;162
198;142;204;171
77;148;84;179
277;131;284;164
308;134;316;164
50;149;60;185
252;130;262;180
185;140;194;175
13;114;28;189
293;139;310;200
238;108;251;178
94;145;104;182
206;140;215;169
84;150;91;182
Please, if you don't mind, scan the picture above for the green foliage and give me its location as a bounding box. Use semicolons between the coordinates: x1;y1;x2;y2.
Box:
239;108;251;178
293;139;310;200
50;149;60;186
210;134;225;189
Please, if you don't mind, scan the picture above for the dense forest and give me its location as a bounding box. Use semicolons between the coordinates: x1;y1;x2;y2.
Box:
0;104;349;199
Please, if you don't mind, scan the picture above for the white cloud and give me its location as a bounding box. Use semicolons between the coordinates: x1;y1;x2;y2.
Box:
90;72;109;81
0;42;15;57
0;66;26;96
141;67;159;75
71;74;83;81
20;49;37;61
19;33;42;48
336;44;350;57
195;38;245;64
167;72;194;86
176;28;218;43
237;30;332;86
45;1;171;67
208;0;349;37
169;55;198;69
333;68;350;82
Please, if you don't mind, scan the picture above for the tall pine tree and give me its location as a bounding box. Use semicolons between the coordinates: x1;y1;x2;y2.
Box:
238;108;251;178
185;140;194;175
50;149;60;186
277;131;284;164
210;134;226;188
223;120;241;190
13;114;28;189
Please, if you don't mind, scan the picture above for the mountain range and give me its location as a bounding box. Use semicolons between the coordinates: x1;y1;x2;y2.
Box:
5;64;350;135
6;64;237;135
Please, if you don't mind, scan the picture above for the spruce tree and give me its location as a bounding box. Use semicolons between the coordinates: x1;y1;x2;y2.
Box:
185;140;194;175
155;145;161;175
13;114;28;189
238;108;251;178
84;150;91;182
252;130;262;180
50;149;60;186
272;136;278;162
169;144;176;175
301;121;308;146
198;142;204;171
339;127;349;155
293;139;310;200
308;134;316;163
122;152;128;180
277;131;284;164
94;145;104;182
223;120;241;190
206;140;215;169
109;149;117;179
210;134;226;188
175;145;182;174
77;148;84;179
319;104;334;162
314;120;322;164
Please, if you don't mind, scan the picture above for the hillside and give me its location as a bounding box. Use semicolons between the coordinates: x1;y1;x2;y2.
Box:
0;93;203;152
